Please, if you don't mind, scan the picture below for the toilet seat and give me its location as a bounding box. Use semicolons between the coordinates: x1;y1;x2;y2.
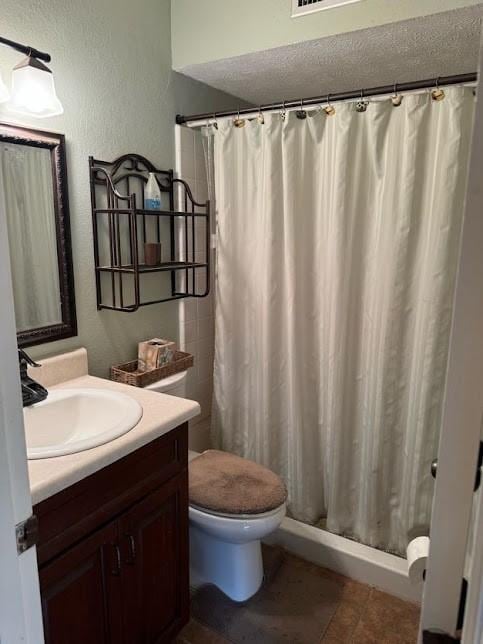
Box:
189;502;286;543
189;501;286;521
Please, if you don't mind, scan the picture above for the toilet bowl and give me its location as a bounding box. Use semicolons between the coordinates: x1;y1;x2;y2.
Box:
147;371;287;602
189;502;286;602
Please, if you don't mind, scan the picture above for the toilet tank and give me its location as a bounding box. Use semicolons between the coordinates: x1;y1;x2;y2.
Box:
146;370;206;454
145;370;187;397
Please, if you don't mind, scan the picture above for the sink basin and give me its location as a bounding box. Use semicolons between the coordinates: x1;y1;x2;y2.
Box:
24;388;143;459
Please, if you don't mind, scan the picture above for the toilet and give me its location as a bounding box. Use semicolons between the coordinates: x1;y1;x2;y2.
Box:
146;371;287;602
189;450;287;601
145;370;188;397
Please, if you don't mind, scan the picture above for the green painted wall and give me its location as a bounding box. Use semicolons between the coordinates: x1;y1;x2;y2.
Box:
172;0;482;69
1;0;241;376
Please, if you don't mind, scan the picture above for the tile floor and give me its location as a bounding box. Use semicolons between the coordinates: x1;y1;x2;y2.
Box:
176;546;420;644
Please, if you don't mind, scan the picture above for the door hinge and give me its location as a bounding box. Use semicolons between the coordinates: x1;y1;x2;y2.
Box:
15;514;39;555
474;441;483;491
457;578;468;631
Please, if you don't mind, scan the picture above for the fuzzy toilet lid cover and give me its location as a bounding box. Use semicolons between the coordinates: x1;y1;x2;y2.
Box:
189;450;287;515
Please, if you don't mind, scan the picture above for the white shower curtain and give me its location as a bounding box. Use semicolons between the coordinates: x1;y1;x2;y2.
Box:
211;87;474;555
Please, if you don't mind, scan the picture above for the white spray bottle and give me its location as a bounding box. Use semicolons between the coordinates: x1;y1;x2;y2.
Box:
144;173;161;210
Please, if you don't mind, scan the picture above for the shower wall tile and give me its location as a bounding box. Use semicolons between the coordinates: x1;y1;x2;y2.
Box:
176;124;215;450
198;335;215;360
198;315;214;340
184;340;197;355
185;363;199;391
182;319;198;344
183;298;198;322
195;271;208;293
198;353;214;382
198;292;214;318
194;136;207;186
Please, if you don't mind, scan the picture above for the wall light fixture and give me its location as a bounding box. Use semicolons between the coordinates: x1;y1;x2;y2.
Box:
0;36;63;118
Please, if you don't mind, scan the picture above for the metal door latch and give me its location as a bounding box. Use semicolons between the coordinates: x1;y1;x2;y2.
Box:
431;441;483;491
15;514;39;554
422;631;460;643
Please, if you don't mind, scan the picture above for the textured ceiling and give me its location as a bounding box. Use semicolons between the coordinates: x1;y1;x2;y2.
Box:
178;6;482;107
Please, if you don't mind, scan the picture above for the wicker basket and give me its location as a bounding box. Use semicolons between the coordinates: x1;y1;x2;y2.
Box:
110;351;194;388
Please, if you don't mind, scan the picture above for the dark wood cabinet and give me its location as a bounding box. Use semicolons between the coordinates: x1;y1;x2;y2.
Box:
40;521;123;644
120;475;189;643
34;424;189;644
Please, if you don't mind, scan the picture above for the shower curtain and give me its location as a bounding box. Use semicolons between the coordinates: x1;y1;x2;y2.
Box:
211;87;474;555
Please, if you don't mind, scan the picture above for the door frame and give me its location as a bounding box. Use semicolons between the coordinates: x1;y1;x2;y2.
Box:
0;169;44;642
419;33;483;639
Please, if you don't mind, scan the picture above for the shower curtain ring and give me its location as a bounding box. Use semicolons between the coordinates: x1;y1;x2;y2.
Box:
432;77;445;102
356;88;369;113
391;82;403;107
257;106;265;125
280;100;287;121
212;113;218;130
296;97;307;120
233;107;246;128
324;94;336;116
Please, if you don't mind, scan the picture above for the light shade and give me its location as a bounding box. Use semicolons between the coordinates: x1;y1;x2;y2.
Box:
9;56;63;118
0;70;10;103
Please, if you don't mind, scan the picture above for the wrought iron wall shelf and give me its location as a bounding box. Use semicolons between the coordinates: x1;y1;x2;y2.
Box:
89;153;210;312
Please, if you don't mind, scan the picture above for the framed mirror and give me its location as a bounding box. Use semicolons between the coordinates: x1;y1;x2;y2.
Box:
0;123;76;347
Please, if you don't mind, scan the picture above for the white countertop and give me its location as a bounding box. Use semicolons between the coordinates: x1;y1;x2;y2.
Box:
28;374;200;506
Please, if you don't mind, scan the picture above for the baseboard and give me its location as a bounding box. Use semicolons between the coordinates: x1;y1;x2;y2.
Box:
264;516;422;604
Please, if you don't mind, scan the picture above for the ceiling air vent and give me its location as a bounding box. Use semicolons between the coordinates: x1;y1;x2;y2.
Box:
292;0;363;17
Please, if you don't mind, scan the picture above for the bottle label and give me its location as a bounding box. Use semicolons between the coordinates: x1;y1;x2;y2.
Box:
144;198;161;210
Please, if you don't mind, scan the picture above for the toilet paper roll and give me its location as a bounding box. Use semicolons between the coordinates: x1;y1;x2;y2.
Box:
406;536;430;585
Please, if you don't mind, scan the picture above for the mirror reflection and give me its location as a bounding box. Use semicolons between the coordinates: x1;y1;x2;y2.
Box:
1;141;62;331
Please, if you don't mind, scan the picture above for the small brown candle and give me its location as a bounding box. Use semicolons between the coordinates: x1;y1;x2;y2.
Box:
144;242;161;266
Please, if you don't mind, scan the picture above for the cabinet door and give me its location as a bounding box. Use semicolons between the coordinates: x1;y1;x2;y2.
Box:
40;521;123;644
120;471;189;644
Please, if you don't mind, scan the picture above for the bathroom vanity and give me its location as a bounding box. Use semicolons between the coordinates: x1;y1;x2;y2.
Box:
34;424;188;644
27;354;200;644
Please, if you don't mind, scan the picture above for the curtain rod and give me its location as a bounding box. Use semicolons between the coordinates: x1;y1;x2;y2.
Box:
176;73;477;125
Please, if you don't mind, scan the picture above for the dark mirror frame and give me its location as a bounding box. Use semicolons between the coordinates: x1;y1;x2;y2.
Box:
0;123;77;347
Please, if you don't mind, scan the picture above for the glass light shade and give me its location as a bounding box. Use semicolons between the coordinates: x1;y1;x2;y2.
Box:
9;57;63;118
0;70;10;103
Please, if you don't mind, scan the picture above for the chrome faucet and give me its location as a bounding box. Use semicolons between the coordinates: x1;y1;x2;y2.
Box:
18;349;48;407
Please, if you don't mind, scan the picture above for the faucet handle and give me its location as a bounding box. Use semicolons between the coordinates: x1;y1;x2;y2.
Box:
18;348;41;368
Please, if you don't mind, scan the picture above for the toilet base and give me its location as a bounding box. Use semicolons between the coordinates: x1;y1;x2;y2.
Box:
190;524;264;602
